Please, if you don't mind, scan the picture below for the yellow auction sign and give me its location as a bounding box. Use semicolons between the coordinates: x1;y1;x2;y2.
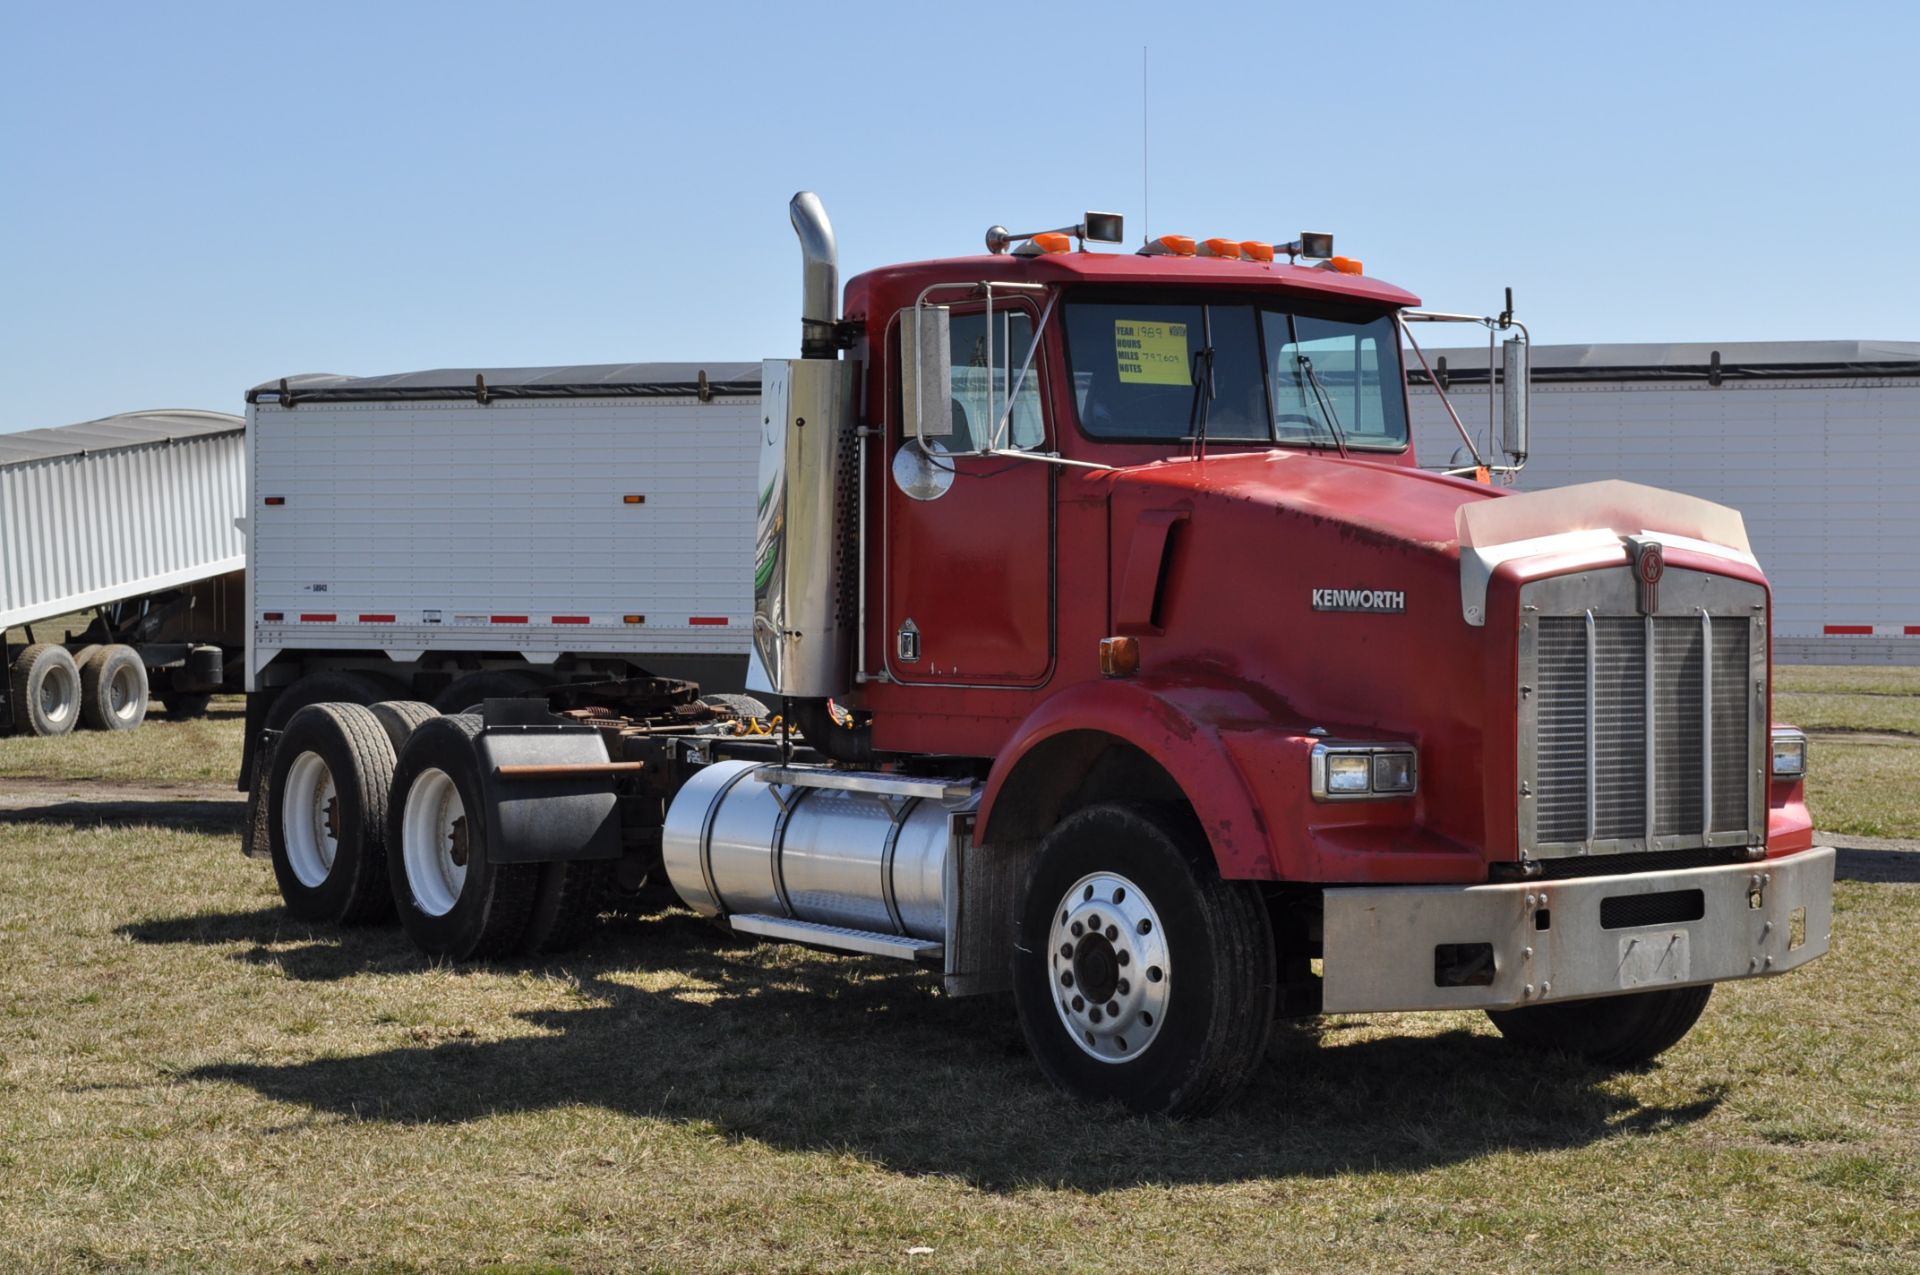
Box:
1115;320;1190;385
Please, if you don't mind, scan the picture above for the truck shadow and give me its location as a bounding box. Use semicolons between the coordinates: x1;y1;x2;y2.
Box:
0;797;246;836
159;908;1726;1191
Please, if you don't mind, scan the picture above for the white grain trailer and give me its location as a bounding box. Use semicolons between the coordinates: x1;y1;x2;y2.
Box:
1;409;247;735
239;363;762;788
1408;340;1920;664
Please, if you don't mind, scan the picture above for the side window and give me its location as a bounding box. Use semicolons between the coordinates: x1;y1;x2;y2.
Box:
944;310;1043;451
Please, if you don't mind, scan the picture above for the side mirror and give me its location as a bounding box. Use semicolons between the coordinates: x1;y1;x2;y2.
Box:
899;303;954;451
1501;336;1529;463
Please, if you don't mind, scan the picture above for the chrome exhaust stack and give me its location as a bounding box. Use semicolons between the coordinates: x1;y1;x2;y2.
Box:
750;194;858;699
791;192;840;360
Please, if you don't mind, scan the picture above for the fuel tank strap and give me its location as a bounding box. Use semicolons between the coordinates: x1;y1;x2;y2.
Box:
878;796;922;936
697;763;762;917
768;783;817;919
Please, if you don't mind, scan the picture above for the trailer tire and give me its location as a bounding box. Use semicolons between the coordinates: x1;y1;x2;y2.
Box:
368;700;440;754
1485;985;1714;1066
1011;801;1276;1118
159;693;214;719
79;645;149;732
8;644;82;738
264;670;408;735
431;670;550;714
387;714;540;959
267;703;398;925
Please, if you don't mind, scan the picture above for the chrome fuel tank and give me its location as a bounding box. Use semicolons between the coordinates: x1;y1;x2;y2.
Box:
661;760;958;941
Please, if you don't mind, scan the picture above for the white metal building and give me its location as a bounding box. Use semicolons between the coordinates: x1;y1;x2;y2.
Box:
1409;340;1920;664
1;409;246;631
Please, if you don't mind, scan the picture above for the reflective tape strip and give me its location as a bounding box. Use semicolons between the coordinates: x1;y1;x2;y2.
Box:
491;615;529;625
551;616;591;625
299;613;336;623
689;616;729;626
359;614;396;624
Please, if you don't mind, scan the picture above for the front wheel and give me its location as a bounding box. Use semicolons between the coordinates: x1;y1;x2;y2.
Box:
1485;985;1713;1066
1011;802;1275;1118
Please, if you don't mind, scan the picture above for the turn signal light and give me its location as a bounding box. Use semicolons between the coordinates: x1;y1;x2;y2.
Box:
1329;256;1365;275
1099;636;1140;677
1199;238;1243;259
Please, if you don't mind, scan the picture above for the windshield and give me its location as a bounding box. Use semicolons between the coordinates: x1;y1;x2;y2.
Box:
1064;298;1409;449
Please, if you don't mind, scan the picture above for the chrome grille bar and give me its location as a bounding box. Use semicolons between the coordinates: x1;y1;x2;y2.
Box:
1585;608;1597;851
1700;607;1713;840
1644;613;1656;843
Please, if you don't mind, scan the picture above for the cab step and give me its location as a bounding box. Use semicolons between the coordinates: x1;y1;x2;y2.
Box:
727;913;944;963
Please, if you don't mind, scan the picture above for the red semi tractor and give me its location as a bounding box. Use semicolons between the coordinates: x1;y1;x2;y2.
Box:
247;194;1832;1116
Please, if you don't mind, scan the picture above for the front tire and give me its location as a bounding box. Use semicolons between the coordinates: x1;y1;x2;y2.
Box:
386;714;540;959
266;703;399;924
1486;985;1713;1066
1011;802;1275;1118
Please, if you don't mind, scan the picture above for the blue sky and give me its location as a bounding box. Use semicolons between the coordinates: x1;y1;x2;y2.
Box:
2;0;1914;431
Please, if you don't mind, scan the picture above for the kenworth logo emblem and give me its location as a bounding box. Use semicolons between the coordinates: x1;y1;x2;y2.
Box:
1312;588;1406;613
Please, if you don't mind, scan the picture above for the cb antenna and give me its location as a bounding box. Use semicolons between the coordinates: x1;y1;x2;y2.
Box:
1141;46;1151;246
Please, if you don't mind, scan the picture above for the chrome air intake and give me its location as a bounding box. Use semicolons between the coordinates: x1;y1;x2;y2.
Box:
1518;566;1768;860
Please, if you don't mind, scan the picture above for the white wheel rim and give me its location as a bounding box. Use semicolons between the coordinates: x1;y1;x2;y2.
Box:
402;767;467;917
280;751;339;888
40;666;76;725
108;664;140;722
1048;871;1173;1064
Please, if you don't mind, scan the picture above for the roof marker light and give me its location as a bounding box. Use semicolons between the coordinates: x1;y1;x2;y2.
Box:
1327;256;1365;275
1137;234;1197;257
1199;238;1243;259
1013;231;1075;256
1240;240;1275;263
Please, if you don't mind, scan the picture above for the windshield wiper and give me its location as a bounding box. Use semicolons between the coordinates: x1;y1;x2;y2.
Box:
1187;344;1216;449
1296;353;1350;461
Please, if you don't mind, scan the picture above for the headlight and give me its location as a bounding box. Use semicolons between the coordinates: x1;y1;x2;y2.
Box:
1311;741;1418;801
1770;728;1808;779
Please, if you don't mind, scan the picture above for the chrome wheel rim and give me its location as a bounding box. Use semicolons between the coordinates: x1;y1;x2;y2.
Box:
402;767;466;917
1048;871;1172;1063
280;751;338;887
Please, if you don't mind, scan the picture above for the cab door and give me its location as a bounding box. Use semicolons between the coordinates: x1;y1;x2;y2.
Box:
882;304;1052;686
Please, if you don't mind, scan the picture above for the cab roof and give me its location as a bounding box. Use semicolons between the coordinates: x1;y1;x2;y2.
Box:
845;249;1421;312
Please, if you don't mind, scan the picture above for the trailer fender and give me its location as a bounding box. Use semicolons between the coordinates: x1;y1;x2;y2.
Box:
978;675;1312;880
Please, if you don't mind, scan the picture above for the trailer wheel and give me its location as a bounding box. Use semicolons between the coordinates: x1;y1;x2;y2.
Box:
367;700;440;754
1485;985;1714;1066
1010;802;1275;1118
431;669;549;714
266;703;399;924
8;644;82;737
387;714;540;959
79;645;149;731
158;693;214;719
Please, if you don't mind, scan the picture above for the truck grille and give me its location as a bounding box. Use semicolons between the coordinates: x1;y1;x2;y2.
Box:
1521;570;1765;859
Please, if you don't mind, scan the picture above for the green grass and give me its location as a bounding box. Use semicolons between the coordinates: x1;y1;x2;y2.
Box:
0;815;1914;1274
0;697;245;784
1776;665;1920;697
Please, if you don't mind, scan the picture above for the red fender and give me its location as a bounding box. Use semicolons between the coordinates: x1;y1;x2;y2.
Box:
977;673;1484;884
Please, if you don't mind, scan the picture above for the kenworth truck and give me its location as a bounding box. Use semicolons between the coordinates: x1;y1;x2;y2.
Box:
242;194;1832;1116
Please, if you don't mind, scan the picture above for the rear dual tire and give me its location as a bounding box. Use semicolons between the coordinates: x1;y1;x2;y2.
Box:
267;703;398;924
8;644;81;737
79;645;148;732
386;714;603;959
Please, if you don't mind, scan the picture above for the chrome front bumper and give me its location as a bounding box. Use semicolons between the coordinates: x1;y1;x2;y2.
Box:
1321;847;1834;1014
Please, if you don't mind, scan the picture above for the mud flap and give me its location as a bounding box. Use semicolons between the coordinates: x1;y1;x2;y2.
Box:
241;728;280;859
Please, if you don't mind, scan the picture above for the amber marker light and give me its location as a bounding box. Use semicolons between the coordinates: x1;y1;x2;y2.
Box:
1240;240;1275;263
1139;234;1198;257
1099;636;1141;677
1031;231;1073;254
1199;238;1243;259
1330;256;1365;275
